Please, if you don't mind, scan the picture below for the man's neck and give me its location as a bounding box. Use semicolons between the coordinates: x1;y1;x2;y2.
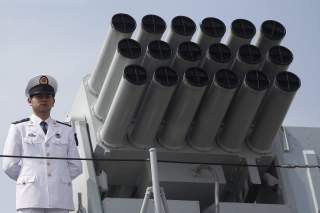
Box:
34;112;50;121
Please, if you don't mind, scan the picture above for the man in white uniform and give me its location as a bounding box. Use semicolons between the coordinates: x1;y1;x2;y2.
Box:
2;75;83;213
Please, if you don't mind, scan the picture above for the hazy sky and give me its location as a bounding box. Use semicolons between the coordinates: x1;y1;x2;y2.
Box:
1;0;319;211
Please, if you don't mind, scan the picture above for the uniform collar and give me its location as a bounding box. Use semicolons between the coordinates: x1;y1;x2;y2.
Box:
29;114;60;139
29;114;56;126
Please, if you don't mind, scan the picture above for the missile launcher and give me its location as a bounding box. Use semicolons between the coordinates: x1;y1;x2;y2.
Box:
69;13;320;213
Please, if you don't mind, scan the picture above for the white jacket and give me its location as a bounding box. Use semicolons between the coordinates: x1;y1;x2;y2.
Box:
2;114;83;210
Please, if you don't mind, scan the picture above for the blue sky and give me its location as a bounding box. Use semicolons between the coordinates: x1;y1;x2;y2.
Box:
1;0;319;211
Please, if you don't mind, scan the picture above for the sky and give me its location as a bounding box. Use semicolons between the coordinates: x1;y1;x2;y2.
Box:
0;0;320;211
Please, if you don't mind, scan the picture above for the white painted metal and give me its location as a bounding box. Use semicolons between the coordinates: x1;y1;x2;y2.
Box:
158;68;208;150
88;13;136;96
93;39;142;120
149;148;164;213
188;69;238;151
218;71;268;153
99;66;147;147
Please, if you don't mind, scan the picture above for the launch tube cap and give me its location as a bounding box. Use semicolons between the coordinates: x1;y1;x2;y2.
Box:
209;43;231;63
148;40;172;59
238;44;262;64
124;65;147;85
178;41;202;61
276;71;301;92
268;46;293;66
25;75;58;97
185;67;209;87
214;69;239;89
245;70;269;91
200;17;226;38
142;14;166;34
154;67;178;86
171;16;196;36
231;19;256;39
261;20;286;41
112;13;136;33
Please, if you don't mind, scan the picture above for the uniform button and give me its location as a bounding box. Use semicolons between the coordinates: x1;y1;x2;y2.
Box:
47;162;50;166
46;153;50;157
48;173;52;177
45;143;49;147
22;182;26;185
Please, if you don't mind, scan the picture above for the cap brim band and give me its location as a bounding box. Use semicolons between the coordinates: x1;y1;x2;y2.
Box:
29;85;55;96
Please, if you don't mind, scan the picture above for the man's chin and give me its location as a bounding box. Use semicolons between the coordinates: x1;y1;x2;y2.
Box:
37;107;51;113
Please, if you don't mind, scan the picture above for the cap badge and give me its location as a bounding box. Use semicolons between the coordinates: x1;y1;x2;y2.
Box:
39;76;49;85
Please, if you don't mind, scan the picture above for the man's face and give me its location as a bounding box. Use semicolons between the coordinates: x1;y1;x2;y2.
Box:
28;94;55;114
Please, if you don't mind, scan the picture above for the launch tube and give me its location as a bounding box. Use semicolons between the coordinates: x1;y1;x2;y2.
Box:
201;43;232;79
247;71;300;153
164;16;196;53
99;65;147;148
93;39;142;120
88;13;136;96
226;19;256;60
188;69;239;151
261;45;293;80
158;67;209;150
134;14;166;56
256;20;286;58
194;17;226;54
218;70;269;153
171;41;202;77
129;67;178;148
142;40;172;81
231;44;262;79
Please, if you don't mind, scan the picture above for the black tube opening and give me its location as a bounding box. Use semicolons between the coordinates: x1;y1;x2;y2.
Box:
214;69;239;89
142;14;166;34
148;40;172;60
154;67;178;86
112;13;136;33
238;45;262;64
276;71;301;92
184;67;209;87
209;43;231;63
178;42;202;62
231;19;256;39
245;70;269;91
268;46;293;66
261;20;286;41
171;16;196;36
200;17;226;38
118;39;142;59
124;65;147;85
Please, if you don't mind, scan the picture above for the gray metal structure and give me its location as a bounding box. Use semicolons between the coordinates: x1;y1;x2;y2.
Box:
68;15;320;213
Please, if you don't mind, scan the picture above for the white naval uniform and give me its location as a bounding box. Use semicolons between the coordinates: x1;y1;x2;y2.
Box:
2;114;83;211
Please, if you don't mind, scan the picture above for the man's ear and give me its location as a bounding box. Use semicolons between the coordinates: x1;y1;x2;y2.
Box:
27;97;32;106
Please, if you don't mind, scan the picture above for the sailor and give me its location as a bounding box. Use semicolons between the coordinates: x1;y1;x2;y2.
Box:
2;75;83;213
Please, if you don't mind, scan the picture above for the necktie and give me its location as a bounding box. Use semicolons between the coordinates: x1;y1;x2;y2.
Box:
40;121;48;134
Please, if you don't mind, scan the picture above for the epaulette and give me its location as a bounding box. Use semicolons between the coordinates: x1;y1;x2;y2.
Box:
56;120;72;127
12;118;30;124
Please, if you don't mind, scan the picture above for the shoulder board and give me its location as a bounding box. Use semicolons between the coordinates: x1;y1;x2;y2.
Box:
56;120;71;127
12;118;30;124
